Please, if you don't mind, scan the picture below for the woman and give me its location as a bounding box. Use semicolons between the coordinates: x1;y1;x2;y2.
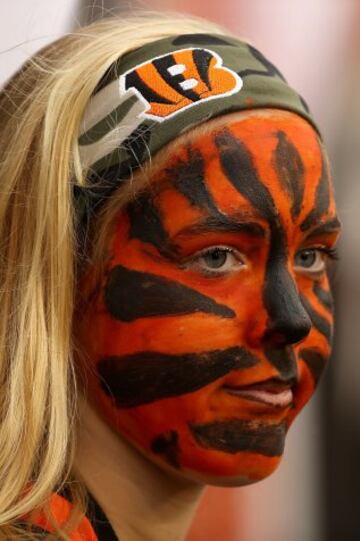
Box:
0;12;340;541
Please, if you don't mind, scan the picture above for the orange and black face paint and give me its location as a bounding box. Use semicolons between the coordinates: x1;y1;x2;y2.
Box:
76;111;340;484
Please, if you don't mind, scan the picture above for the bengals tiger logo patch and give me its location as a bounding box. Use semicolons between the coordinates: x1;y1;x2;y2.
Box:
119;48;243;121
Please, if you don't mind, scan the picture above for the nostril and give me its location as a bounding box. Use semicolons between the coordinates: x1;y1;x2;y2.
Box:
264;316;312;346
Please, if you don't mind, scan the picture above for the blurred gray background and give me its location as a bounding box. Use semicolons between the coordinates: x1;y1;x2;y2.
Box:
1;1;358;539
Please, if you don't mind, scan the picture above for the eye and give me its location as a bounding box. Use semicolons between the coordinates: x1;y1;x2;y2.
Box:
184;246;246;276
294;248;332;275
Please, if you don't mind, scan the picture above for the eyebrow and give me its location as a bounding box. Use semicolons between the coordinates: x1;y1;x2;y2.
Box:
174;214;266;238
305;217;341;239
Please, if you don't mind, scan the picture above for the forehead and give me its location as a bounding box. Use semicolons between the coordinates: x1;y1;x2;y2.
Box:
144;110;335;231
151;109;323;184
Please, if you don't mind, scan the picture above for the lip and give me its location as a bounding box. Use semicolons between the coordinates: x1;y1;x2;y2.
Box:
222;378;295;408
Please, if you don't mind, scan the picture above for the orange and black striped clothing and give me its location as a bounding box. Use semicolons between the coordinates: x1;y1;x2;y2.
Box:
24;492;118;540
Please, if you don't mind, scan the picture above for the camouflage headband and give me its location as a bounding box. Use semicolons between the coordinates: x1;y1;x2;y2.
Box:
75;32;319;221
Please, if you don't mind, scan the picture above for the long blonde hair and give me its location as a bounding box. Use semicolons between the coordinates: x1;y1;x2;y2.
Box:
0;11;228;540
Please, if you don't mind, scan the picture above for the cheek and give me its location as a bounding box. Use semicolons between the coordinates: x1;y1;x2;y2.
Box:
289;288;334;425
78;252;269;411
78;285;285;482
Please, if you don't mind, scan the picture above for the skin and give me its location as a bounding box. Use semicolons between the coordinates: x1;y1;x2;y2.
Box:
74;109;340;539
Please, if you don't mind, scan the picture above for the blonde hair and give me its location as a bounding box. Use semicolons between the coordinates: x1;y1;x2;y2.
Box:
0;11;228;540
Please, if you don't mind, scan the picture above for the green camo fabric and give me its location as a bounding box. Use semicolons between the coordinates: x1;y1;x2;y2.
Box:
75;32;319;218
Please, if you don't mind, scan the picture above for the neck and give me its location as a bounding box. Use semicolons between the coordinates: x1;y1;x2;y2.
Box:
73;399;204;541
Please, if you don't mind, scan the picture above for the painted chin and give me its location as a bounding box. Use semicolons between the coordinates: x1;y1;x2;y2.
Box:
115;415;287;487
96;402;289;486
179;382;316;485
147;431;287;487
88;372;310;486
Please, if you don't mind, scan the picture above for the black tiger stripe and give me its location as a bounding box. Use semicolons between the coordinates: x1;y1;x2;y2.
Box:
214;129;277;221
192;48;213;90
300;294;333;343
127;192;179;259
300;152;330;231
151;430;180;468
167;145;222;215
104;265;235;322
264;347;298;381
167;145;266;237
190;419;287;456
313;282;334;313
98;347;259;408
305;217;341;239
125;68;174;105
300;348;327;385
153;54;200;102
274;130;305;220
264;225;312;346
178;215;265;237
215;130;312;346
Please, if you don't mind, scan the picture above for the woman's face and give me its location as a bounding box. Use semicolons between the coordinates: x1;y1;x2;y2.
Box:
76;110;340;485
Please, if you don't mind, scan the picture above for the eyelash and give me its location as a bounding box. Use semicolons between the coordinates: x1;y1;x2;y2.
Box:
182;245;339;277
182;245;245;277
316;246;339;261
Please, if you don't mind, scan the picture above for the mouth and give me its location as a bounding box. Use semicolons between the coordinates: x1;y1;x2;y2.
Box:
222;378;296;408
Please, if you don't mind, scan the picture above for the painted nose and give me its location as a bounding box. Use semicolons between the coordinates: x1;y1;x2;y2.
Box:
263;268;312;347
